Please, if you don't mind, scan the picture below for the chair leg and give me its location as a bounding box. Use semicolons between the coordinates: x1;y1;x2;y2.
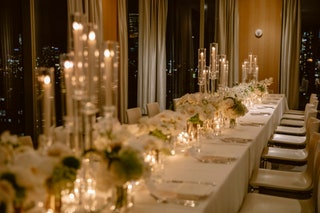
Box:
260;158;267;168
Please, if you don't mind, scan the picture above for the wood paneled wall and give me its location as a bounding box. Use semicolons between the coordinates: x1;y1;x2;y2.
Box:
239;0;282;93
102;0;118;41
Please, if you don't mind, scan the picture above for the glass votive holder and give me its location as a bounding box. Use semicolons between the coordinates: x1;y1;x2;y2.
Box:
175;131;191;154
187;121;198;143
213;117;222;136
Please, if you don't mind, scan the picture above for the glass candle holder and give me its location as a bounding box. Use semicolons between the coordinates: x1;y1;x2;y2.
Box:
101;41;119;113
36;67;55;151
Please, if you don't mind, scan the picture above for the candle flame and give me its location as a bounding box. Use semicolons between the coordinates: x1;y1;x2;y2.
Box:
64;60;73;69
89;31;96;41
44;75;51;85
72;22;83;31
104;49;111;58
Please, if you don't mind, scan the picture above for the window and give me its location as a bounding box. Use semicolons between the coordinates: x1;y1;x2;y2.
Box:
299;0;320;108
0;0;68;144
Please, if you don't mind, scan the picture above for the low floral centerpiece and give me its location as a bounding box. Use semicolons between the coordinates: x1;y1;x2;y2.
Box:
0;131;81;213
174;92;220;121
249;77;273;102
92;122;149;211
218;96;248;128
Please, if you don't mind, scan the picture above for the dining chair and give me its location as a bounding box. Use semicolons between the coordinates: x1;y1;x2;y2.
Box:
279;102;318;127
268;116;319;149
146;102;160;117
261;117;320;168
282;100;318;120
284;93;318;115
18;135;34;148
249;132;320;199
239;149;320;213
126;107;142;124
274;108;318;136
172;98;180;111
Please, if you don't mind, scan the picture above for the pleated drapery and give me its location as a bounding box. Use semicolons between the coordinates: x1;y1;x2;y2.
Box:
215;0;239;86
117;0;128;123
138;0;168;113
280;0;301;109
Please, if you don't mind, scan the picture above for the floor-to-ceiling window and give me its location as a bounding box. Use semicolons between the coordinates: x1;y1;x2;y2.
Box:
0;0;25;135
0;0;67;144
299;0;320;109
127;0;216;109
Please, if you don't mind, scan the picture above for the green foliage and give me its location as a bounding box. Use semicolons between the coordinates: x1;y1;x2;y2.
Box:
46;156;80;192
149;129;168;141
0;172;26;207
188;113;203;126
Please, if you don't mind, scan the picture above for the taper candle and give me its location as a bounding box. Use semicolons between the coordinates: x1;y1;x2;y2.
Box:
104;48;113;106
87;28;96;99
62;57;74;120
43;74;51;138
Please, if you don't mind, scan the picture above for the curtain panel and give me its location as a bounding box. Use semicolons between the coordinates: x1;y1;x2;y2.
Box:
118;0;128;123
138;0;168;113
215;0;239;86
280;0;301;109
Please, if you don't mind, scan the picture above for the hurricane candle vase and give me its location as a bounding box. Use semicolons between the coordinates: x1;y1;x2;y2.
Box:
37;67;55;152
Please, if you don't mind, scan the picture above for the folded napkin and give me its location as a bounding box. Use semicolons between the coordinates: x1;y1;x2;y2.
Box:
220;137;253;143
194;155;237;163
238;122;265;127
250;112;271;116
261;101;277;105
151;181;215;200
189;148;237;164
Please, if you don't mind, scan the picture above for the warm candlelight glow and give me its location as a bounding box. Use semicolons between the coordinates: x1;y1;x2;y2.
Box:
104;49;114;58
88;31;96;41
72;22;83;31
64;60;73;69
44;75;51;85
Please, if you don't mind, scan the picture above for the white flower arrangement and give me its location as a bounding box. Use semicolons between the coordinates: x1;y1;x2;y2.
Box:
0;131;80;212
175;93;220;120
218;96;248;119
141;110;187;137
92;121;150;188
248;77;273;97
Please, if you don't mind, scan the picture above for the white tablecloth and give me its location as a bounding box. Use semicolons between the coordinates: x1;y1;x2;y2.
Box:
132;94;286;213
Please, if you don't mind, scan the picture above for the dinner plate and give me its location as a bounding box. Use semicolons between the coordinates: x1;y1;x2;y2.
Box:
189;148;237;164
147;180;215;200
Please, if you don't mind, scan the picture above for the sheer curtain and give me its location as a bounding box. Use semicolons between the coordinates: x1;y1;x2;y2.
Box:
280;0;301;109
215;0;239;86
138;0;168;113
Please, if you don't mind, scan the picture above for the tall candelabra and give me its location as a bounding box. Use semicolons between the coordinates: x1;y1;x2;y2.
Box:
198;43;229;93
242;52;259;83
197;43;229;93
38;11;120;212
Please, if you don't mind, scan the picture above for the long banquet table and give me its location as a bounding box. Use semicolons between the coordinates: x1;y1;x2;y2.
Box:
131;94;287;213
